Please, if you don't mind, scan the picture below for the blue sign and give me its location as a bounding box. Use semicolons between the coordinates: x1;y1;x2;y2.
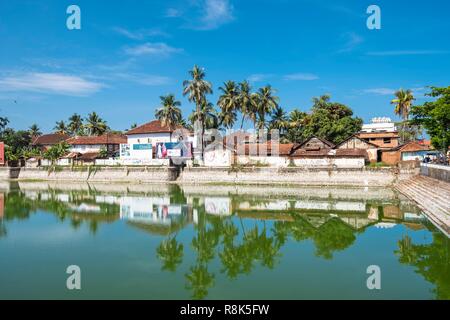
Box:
133;144;152;150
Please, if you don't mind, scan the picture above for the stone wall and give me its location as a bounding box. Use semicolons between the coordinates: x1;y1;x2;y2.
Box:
178;166;417;187
7;166;177;183
420;163;450;183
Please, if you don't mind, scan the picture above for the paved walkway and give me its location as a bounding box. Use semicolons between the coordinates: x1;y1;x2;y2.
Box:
396;175;450;237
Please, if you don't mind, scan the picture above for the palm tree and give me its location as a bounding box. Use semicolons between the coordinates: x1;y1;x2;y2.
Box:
155;94;183;128
269;106;289;134
54;121;68;135
255;85;279;132
183;65;213;159
218;81;239;129
237;81;257;129
391;89;415;143
189;99;218;130
85;112;108;136
156;237;184;272
391;89;415;121
68;113;84;136
28;124;41;137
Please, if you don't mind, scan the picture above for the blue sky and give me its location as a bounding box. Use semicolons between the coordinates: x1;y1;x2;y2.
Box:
1;0;449;132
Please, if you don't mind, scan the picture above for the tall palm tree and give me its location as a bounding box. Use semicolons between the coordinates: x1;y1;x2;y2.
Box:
289;109;308;128
155;94;183;128
255;85;279;131
54;121;68;135
391;89;415;121
28;124;41;137
183;65;213;158
269;106;289;135
189;99;218;130
85;112;108;136
68;113;84;136
217;81;239;129
237;81;257;129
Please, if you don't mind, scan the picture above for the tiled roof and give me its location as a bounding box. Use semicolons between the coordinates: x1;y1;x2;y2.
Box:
291;148;368;158
334;134;379;148
66;133;127;145
358;132;399;139
32;133;70;146
295;136;335;149
237;143;294;156
126;120;187;135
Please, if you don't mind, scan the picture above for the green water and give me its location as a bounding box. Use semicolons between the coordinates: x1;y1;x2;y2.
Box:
0;182;448;300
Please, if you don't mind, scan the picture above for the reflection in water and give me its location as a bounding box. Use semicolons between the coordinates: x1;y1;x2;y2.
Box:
0;183;448;300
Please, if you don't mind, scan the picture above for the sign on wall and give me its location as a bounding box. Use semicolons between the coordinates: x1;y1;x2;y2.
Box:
120;143;152;160
0;142;4;166
155;142;192;159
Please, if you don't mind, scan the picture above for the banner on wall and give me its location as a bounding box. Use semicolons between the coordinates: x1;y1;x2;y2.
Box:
155;142;192;159
120;143;152;160
0;142;4;166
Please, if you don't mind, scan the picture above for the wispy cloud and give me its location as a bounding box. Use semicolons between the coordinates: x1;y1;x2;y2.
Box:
124;42;183;57
283;73;319;81
112;73;172;86
247;74;273;83
362;87;427;97
362;88;395;96
366;50;450;56
112;27;169;40
0;72;104;96
165;8;182;18
338;32;364;53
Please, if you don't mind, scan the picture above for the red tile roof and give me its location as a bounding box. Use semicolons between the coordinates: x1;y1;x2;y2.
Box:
66;133;127;145
291;148;368;158
126;120;187;135
32;133;70;146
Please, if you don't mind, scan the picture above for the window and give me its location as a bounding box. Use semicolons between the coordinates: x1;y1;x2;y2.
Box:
383;138;391;144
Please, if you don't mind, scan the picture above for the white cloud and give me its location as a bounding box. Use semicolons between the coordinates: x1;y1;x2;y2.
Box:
112;73;172;86
362;88;395;96
366;50;449;56
247;74;273;83
193;0;234;30
283;73;319;81
112;27;168;40
165;8;182;18
338;32;364;53
0;72;104;96
124;42;183;57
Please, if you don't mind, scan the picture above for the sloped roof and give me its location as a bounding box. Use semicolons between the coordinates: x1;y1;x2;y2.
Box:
358;132;399;139
66;133;127;145
291;148;368;159
295;136;335;149
32;133;70;146
238;143;294;156
388;141;432;152
334;134;379;149
126;120;188;135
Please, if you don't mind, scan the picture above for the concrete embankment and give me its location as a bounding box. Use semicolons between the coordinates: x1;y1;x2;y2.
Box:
396;175;450;237
0;166;178;183
1;165;418;187
177;166;417;187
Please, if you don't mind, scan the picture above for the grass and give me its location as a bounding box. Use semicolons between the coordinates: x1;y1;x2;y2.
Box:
366;162;392;168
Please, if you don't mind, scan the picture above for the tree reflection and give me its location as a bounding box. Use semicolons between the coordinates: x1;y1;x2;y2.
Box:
185;264;215;300
395;231;450;300
156;237;184;272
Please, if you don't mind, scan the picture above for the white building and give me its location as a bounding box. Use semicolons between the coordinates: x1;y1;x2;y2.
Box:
361;117;397;133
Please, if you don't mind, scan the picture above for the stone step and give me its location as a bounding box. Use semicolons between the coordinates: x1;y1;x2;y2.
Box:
415;175;450;193
397;182;450;212
403;183;450;212
398;184;450;219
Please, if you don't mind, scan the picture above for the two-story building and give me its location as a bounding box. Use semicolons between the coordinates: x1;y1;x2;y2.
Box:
66;133;127;155
357;117;400;150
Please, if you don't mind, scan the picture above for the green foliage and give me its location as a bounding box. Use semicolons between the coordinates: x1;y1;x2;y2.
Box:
155;94;183;128
99;147;109;159
43;142;70;163
410;86;450;155
286;95;363;144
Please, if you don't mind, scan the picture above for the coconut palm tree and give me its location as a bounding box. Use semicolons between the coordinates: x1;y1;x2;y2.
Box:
155;94;182;128
54;121;68;135
391;89;415;121
237;81;257;129
217;81;239;129
28;124;41;137
391;89;415;143
85;112;109;136
68;113;84;136
269;106;289;134
189;99;218;130
157;237;184;272
183;65;213;159
255;86;279;131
